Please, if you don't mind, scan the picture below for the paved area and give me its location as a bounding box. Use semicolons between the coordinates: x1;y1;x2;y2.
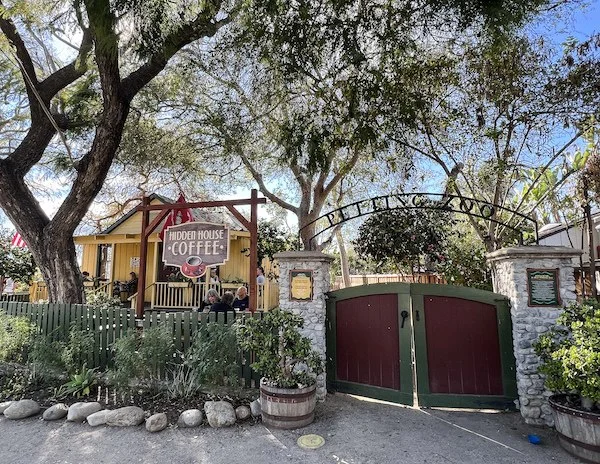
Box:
0;393;577;464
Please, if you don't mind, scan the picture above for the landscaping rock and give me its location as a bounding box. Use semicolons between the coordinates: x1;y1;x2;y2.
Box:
146;413;168;433
0;401;14;414
235;405;251;420
4;399;41;420
67;402;102;422
250;399;261;417
43;404;69;421
177;409;203;428
87;409;109;427
204;401;236;428
105;406;145;427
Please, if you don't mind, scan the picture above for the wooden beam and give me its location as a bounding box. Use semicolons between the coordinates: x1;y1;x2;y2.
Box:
249;189;258;313
136;197;150;319
137;197;266;212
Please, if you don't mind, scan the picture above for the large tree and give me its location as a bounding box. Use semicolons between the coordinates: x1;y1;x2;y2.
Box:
151;0;550;250
394;34;588;251
0;0;233;302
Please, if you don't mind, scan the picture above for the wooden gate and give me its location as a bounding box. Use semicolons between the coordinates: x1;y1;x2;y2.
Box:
326;283;517;409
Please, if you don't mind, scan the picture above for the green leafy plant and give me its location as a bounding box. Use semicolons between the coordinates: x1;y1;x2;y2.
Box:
28;333;66;380
61;324;95;374
167;362;202;399
236;308;323;388
534;299;600;405
185;322;239;387
85;291;122;310
109;325;175;392
0;312;33;363
55;364;98;399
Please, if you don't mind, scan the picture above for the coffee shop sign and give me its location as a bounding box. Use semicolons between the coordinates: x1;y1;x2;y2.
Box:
162;222;230;278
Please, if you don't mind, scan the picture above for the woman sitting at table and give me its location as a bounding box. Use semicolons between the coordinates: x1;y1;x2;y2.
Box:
232;286;249;311
200;289;220;311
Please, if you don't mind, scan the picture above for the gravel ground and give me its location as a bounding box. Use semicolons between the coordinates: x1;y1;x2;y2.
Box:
0;392;578;464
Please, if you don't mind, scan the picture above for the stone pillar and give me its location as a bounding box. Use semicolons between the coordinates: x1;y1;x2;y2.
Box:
273;251;333;401
486;246;581;426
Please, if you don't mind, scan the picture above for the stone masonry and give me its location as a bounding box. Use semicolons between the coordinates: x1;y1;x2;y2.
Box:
273;251;333;401
486;246;581;426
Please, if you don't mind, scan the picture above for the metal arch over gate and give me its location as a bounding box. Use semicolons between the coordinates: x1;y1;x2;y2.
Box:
300;193;538;249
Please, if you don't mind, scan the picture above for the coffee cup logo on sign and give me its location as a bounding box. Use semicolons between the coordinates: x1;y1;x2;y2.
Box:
162;222;230;278
181;256;207;278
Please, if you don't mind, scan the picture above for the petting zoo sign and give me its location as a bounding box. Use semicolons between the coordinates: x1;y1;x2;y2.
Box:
162;222;230;278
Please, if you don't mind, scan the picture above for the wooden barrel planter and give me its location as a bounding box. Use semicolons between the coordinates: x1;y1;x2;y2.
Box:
550;394;600;463
260;380;316;429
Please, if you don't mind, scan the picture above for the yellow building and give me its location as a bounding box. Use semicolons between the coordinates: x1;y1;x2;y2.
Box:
73;194;277;310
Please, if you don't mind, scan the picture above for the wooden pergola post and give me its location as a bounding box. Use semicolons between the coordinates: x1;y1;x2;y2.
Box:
135;190;266;319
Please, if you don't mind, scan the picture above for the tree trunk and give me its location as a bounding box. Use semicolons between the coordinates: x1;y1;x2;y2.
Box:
37;238;84;303
335;228;350;289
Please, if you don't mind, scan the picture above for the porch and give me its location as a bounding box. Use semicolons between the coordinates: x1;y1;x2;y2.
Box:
29;280;279;311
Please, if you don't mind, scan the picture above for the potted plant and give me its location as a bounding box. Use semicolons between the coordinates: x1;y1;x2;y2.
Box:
236;308;323;429
167;271;192;288
533;299;600;463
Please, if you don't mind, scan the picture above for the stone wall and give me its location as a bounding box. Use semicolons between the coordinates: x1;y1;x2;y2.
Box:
273;251;333;401
487;246;581;426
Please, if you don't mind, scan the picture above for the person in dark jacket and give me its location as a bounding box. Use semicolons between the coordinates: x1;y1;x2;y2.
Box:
232;286;250;311
210;291;234;321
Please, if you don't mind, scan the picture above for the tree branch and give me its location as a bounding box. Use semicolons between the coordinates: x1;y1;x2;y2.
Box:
121;14;232;102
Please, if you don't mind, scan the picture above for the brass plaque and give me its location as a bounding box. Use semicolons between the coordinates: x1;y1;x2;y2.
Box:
290;269;313;301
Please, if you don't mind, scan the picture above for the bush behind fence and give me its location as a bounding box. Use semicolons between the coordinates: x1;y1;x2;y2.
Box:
0;302;262;388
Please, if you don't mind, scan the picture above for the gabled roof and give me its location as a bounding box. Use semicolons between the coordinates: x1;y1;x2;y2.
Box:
99;193;247;235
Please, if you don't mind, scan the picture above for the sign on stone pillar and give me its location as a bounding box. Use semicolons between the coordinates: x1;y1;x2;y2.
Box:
274;251;333;402
487;246;581;426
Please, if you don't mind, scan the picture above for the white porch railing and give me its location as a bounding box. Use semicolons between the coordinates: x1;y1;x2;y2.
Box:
148;281;278;311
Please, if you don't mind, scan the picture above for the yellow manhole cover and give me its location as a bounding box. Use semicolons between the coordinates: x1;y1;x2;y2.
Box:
297;434;325;450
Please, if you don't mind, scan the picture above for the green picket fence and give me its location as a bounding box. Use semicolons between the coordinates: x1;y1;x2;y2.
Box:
0;302;262;387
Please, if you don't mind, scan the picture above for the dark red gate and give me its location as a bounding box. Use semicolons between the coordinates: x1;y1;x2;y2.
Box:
336;294;400;389
326;283;516;409
423;296;503;395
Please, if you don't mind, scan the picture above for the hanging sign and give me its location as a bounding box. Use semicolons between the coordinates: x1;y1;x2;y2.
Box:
162;222;230;278
527;268;560;306
290;269;313;301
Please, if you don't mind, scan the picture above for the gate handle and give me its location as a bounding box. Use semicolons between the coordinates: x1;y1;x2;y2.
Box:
400;310;409;328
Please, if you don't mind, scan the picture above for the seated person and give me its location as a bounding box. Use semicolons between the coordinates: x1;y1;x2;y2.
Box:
201;289;220;311
82;271;93;282
125;272;138;293
210;291;234;320
232;286;250;311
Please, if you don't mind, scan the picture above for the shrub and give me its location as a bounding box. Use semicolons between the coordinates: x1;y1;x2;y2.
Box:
28;333;66;379
167;362;202;399
85;291;121;310
0;311;33;363
236;308;323;388
534;299;600;404
109;325;175;391
61;324;95;374
185;322;239;387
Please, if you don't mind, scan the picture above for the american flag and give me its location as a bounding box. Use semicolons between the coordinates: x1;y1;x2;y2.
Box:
10;232;26;248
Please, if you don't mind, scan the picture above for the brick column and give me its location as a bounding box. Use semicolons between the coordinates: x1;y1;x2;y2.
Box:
273;251;333;401
486;246;581;426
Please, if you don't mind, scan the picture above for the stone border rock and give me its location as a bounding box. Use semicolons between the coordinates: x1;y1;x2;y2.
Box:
0;398;261;433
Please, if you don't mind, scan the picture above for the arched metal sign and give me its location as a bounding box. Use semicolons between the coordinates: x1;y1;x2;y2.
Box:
300;193;538;249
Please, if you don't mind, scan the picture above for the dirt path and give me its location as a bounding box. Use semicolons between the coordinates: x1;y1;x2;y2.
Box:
0;393;576;464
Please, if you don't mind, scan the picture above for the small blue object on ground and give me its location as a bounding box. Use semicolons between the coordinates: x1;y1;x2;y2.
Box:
528;434;541;445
